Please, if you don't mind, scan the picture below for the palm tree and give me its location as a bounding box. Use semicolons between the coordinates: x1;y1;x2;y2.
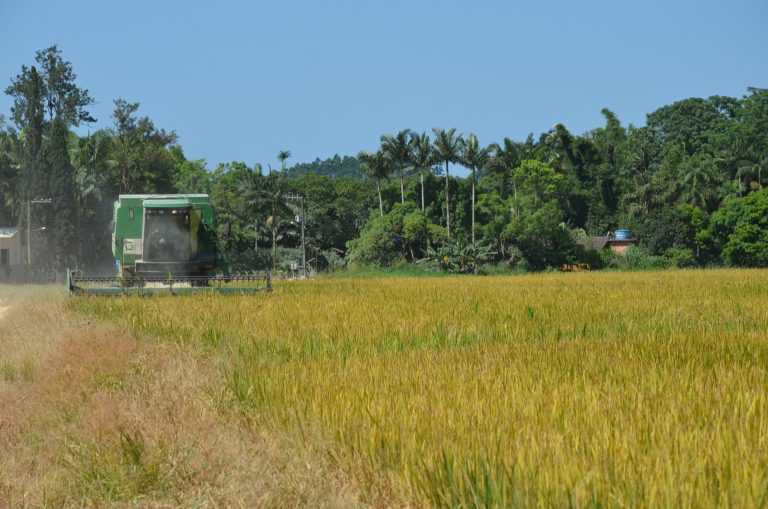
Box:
277;149;291;173
380;129;412;204
737;150;767;194
410;132;432;211
540;124;576;172
65;130;115;269
679;156;718;209
432;128;462;237
240;171;293;268
460;133;490;243
358;150;391;216
488;138;520;200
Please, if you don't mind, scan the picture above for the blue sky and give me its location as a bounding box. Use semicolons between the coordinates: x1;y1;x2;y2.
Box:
1;0;766;174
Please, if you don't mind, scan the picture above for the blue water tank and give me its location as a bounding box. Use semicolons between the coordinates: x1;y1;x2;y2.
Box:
615;229;633;240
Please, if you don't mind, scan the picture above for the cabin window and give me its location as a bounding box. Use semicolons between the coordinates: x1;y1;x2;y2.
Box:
0;249;8;267
128;208;135;220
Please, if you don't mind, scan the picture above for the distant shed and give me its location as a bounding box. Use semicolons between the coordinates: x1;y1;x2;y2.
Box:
0;227;23;283
576;233;637;255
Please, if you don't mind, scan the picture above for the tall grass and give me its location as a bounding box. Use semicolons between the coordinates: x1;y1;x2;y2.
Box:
73;270;768;507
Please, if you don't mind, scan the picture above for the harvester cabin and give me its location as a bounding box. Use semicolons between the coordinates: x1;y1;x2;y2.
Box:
0;227;22;283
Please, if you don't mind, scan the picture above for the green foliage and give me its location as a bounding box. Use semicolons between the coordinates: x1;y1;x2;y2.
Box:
632;204;706;258
109;99;177;194
573;244;606;270
708;189;768;267
284;154;364;179
422;240;495;274
170;146;210;194
239;170;296;267
513;160;567;205
410;131;434;210
402;211;429;252
346;211;401;268
5;45;94;129
358;149;392;216
432;128;463;237
427;223;449;245
663;248;696;268
0;127;21;224
475;193;513;259
646;96;736;155
599;246;667;270
678;154;719;208
381;129;412;203
287;174;373;252
504;200;574;271
45;116;77;273
315;249;346;272
4;45;768;275
347;203;444;267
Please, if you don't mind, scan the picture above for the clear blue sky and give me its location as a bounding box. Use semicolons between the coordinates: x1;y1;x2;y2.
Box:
1;0;766;174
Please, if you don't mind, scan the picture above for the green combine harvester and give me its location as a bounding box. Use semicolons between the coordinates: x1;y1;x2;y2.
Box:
67;194;271;295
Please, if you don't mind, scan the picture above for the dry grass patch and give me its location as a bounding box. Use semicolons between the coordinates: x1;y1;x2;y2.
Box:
0;286;68;387
0;285;369;508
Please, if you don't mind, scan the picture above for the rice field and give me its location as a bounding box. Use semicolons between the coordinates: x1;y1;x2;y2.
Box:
72;270;768;507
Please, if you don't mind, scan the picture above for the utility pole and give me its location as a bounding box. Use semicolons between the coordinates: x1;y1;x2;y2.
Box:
300;196;306;277
285;194;307;278
27;198;52;266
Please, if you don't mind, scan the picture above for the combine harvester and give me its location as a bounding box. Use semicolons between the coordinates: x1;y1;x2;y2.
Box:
67;194;271;296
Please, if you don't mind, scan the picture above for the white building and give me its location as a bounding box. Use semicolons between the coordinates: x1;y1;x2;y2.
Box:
0;227;23;283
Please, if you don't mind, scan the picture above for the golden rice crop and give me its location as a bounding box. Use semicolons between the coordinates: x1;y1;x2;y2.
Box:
73;270;768;507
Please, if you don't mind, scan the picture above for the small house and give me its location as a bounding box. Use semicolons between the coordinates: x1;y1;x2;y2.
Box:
575;230;637;255
0;227;23;283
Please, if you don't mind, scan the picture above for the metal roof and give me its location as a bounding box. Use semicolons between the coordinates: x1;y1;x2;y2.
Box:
575;236;610;250
0;227;20;238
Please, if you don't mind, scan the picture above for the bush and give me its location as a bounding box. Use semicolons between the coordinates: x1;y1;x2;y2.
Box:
422;241;495;274
600;246;667;270
663;248;696;268
316;249;347;272
503;200;575;271
346;212;402;268
709;189;768;267
574;245;606;270
347;204;449;268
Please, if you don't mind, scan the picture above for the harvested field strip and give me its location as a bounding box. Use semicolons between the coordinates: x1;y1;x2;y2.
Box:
0;286;369;508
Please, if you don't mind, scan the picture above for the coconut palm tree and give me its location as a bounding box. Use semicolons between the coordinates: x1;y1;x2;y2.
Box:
358;150;391;216
410;132;432;211
460;133;490;243
432;128;462;237
380;129;412;204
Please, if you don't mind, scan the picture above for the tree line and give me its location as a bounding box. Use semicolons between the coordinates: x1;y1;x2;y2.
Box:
349;92;767;271
1;46;766;278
